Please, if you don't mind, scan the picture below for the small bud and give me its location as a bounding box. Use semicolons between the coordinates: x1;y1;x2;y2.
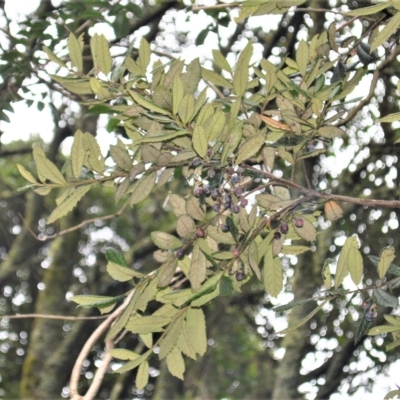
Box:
232;248;240;257
196;228;205;238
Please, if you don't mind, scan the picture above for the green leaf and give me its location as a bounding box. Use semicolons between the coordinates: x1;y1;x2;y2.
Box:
278;298;331;334
185;307;207;356
70;294;123;309
296;40;309;77
201;67;233;89
176;215;195;238
136;130;189;144
110;349;140;360
368;325;400;335
17;164;37;184
129;171;156;206
42;46;68;69
106;248;127;267
212;49;232;73
115;350;152;374
129;90;170;115
384;315;400;326
186;272;223;307
322;259;333;290
236;132;265;164
263;245;283;298
82;132;105;173
158;259;178;288
379;112;400;123
126;315;172;334
221;123;242;164
374;288;399;308
172;75;184;115
159;310;187;359
110;144;132;171
355;312;372;345
190;240;207;290
71;130;85;179
166;347;185;380
47;185;93;224
68;32;83;72
318;126;346;139
206;225;236;245
178;93;195;124
335;236;356;288
151;231;182;250
384;390;400;400
378;246;396;279
292;218;317;242
233;41;253;96
192;125;208;158
346;2;392;16
273;297;315;312
139;332;153;348
168;194;187;217
91;33;112;75
186;196;206;221
107;261;144;282
33;146;66;184
371;12;400;52
50;75;92;95
138;37;151;75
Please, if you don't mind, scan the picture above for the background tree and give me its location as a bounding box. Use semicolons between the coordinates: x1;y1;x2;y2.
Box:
1;1;400;399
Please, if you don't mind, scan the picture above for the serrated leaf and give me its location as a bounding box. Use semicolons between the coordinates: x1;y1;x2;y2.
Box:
355;313;372;345
322;259;333;290
335;236;353;288
221;125;242;164
68;32;83;72
42;45;68;69
206;225;236;245
281;245;311;255
110;349;140;361
106;248;127;266
233;41;253;96
204;111;226;141
138;37;151;75
371;12;400;52
379;112;400;123
110;145;132;171
378;246;396;279
296;40;309;77
201;67;233;88
186;196;205;221
82;132;104;173
107;261;144;282
192;125;208;158
126;315;172;334
71;130;85;179
324;200;343;221
384;315;400;326
185;307;207;356
33;146;66;184
129;171;156;206
346;2;392;17
140;332;153;348
293;218;317;242
318;126;345;139
48;185;93;224
158;259;178;288
169;194;186;217
263;245;283;298
151;231;182;250
186;272;223;307
384;390;400;399
50;75;92;94
172;75;184;115
278;299;330;334
129;90;170;115
71;294;122;309
166;347;185;379
136;361;149;389
178;323;197;359
212;49;232;73
159;310;187;359
190;240;207;290
91;33;112;75
178;93;195;124
116;350;152;373
347;239;363;286
374;288;399;308
368;325;400;335
236;132;265;164
176;215;195;238
17;164;37;184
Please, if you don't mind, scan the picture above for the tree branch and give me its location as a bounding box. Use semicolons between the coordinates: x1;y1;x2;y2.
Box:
1;313;107;321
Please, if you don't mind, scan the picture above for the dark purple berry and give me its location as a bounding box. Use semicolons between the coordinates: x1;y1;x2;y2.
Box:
233;186;243;196
235;271;245;281
213;203;221;212
176;248;185;259
211;188;220;199
240;198;248;207
224;201;231;210
208;169;216;178
231;174;240;184
365;309;375;322
192;157;202;166
221;224;230;233
194;187;203;197
203;184;211;196
196;228;205;238
231;204;240;214
232;248;240;257
280;223;289;234
273;231;281;240
294;218;304;228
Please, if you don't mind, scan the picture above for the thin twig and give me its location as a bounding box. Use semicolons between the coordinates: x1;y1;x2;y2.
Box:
192;2;239;12
1;313;107;321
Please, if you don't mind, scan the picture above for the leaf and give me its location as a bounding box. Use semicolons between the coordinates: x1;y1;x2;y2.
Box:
273;297;315;312
176;215;195;238
106;248;127;266
368;325;400;335
126;315;172;334
322;259;333;290
110;145;132;170
206;225;236;245
115;350;152;373
236;132;265;164
71;294;122;309
129;90;170;115
50;75;92;94
335;236;352;288
48;185;93;224
186;196;205;221
169;194;187;217
71;130;85;179
17;164;36;184
201;67;233;89
374;288;399;309
185;307;207;356
280;245;311;255
263;245;283;298
159;310;187;359
278;299;330;334
91;33;112;75
135;361;149;389
221;125;242;164
166;347;185;380
340;236;364;286
42;46;68;69
371;12;400;52
296;40;309;77
355;313;372;345
158;259;178;288
82;132;104;173
33;146;66;184
190;240;207;290
324;200;343;222
107;261;144;282
378;246;396;279
140;332;153;348
68;32;83;72
151;231;182;250
172;75;184;115
318;126;346;139
192;125;208;158
186;272;223;307
110;349;140;360
384;390;400;400
129;171;156;206
212;49;232;73
178;93;195;124
138;37;151;75
379;112;400;123
346;2;392;16
233;40;253;96
277;146;294;164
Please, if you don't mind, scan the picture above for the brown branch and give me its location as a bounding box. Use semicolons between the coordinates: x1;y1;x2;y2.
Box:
1;313;107;321
192;2;239;12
